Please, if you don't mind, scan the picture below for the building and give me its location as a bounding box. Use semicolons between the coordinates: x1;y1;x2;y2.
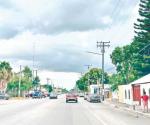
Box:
118;74;150;107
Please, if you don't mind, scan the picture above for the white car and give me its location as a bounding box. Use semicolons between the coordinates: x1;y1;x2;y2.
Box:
49;92;58;99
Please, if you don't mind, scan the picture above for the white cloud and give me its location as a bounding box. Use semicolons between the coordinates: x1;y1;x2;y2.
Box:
0;0;139;38
0;0;140;89
101;16;112;25
38;70;80;90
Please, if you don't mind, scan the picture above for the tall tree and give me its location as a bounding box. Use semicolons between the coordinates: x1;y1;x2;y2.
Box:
133;0;150;76
110;0;150;91
0;61;12;92
7;66;33;96
22;66;32;79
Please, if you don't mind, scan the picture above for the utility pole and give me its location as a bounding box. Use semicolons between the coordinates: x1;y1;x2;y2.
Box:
18;65;22;97
35;70;37;77
97;41;110;101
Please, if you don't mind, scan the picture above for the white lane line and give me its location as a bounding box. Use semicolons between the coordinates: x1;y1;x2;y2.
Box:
79;99;108;125
79;98;129;125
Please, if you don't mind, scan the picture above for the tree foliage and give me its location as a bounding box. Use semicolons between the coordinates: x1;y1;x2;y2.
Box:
110;0;150;90
0;61;12;82
33;76;40;86
43;84;53;93
76;68;109;91
7;66;33;96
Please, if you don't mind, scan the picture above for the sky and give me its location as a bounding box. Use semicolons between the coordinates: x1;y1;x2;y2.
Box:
0;0;140;89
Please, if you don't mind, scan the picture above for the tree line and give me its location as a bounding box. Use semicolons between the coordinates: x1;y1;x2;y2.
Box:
0;61;53;96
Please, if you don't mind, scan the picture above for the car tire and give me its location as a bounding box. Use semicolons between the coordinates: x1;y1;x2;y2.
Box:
89;99;92;103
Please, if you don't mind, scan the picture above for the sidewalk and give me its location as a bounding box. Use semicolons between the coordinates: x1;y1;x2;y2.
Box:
0;97;27;105
103;98;150;118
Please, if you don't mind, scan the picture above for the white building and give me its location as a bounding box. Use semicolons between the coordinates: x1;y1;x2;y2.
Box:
118;74;150;107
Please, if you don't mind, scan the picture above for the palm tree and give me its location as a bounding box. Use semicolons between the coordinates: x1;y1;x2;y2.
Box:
0;62;12;93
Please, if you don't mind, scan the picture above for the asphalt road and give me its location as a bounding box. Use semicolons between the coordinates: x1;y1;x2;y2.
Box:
0;95;150;125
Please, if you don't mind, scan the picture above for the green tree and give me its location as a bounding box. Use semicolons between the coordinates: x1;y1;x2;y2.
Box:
110;0;150;91
76;68;109;91
0;61;12;82
43;84;53;93
7;66;33;96
33;76;40;87
22;66;32;79
110;46;138;85
133;0;150;76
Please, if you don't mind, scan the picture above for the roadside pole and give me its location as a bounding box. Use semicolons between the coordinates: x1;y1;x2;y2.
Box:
85;64;92;88
97;41;110;101
18;65;22;97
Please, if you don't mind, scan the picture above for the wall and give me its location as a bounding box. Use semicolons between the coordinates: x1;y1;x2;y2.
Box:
118;84;134;105
118;85;124;103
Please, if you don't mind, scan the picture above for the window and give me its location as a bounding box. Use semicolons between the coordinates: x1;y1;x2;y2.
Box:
128;90;130;99
125;90;127;99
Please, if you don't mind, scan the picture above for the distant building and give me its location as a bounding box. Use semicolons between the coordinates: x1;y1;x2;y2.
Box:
53;87;63;94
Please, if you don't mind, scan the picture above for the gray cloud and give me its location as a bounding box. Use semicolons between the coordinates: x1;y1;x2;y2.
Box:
0;0;139;73
0;0;139;39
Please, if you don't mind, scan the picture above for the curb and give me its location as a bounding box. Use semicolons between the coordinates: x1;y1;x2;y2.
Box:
103;101;150;118
121;107;150;118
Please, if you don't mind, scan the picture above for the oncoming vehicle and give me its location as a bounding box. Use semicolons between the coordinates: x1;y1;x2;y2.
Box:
66;93;78;103
0;93;9;100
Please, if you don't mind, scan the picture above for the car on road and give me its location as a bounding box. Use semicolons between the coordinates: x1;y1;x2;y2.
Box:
32;91;43;99
49;92;58;99
66;93;78;103
79;92;84;97
87;94;101;103
0;93;9;100
84;93;88;100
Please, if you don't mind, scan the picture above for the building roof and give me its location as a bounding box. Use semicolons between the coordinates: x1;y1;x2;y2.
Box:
131;74;150;85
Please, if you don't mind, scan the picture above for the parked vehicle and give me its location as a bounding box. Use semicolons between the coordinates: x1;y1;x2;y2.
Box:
32;91;43;99
25;93;32;98
66;93;78;103
0;93;9;100
79;92;84;97
87;85;101;103
84;93;88;100
49;92;58;99
87;94;101;102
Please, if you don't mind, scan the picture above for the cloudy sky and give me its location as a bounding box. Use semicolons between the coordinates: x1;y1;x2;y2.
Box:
0;0;139;89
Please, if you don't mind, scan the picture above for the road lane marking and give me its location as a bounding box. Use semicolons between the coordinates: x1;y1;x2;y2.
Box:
79;98;128;125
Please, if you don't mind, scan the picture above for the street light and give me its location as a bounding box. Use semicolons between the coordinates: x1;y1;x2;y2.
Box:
86;51;102;55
